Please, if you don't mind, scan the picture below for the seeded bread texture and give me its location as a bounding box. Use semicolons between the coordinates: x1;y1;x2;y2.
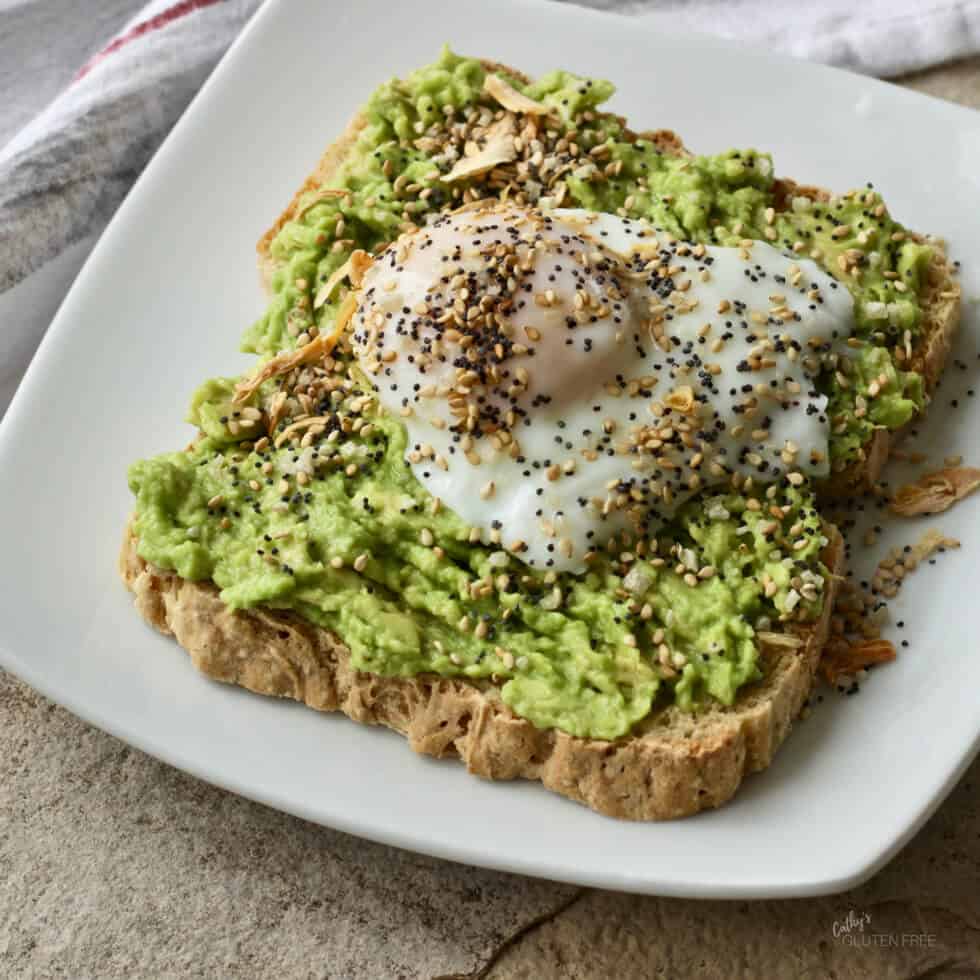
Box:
121;524;843;820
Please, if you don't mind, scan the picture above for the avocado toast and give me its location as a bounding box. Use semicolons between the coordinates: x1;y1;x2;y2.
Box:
121;50;958;819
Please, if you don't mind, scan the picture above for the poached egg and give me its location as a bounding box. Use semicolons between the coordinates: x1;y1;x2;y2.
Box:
351;204;853;572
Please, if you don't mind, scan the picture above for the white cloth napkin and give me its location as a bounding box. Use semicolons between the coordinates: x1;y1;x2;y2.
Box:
2;0;979;416
572;0;980;79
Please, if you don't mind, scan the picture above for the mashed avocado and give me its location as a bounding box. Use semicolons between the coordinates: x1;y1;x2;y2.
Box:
246;46;928;469
130;387;826;739
128;48;904;740
825;344;925;462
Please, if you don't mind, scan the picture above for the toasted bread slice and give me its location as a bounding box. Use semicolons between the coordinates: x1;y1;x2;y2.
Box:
121;524;843;820
122;58;904;819
257;60;960;493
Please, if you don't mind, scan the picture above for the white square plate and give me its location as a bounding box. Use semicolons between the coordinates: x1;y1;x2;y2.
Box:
2;0;980;898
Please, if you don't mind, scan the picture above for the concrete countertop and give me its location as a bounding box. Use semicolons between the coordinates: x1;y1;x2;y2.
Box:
2;59;979;980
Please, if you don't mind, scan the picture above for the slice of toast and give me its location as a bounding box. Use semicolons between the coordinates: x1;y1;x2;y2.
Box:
121;524;843;820
122;58;916;819
257;60;960;494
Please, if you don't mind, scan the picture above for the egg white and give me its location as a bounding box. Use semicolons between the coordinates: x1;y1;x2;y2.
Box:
351;205;853;572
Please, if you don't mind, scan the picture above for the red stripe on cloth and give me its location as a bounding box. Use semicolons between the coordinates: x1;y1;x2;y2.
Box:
74;0;226;81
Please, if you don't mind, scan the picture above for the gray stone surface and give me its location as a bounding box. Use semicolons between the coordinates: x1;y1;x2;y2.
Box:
0;671;579;980
901;55;980;108
2;56;980;980
486;763;980;979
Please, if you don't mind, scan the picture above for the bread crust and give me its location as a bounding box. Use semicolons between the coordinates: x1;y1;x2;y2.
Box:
121;525;843;820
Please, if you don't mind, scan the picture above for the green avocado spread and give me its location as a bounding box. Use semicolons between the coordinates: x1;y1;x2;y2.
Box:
245;46;928;466
128;48;932;740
